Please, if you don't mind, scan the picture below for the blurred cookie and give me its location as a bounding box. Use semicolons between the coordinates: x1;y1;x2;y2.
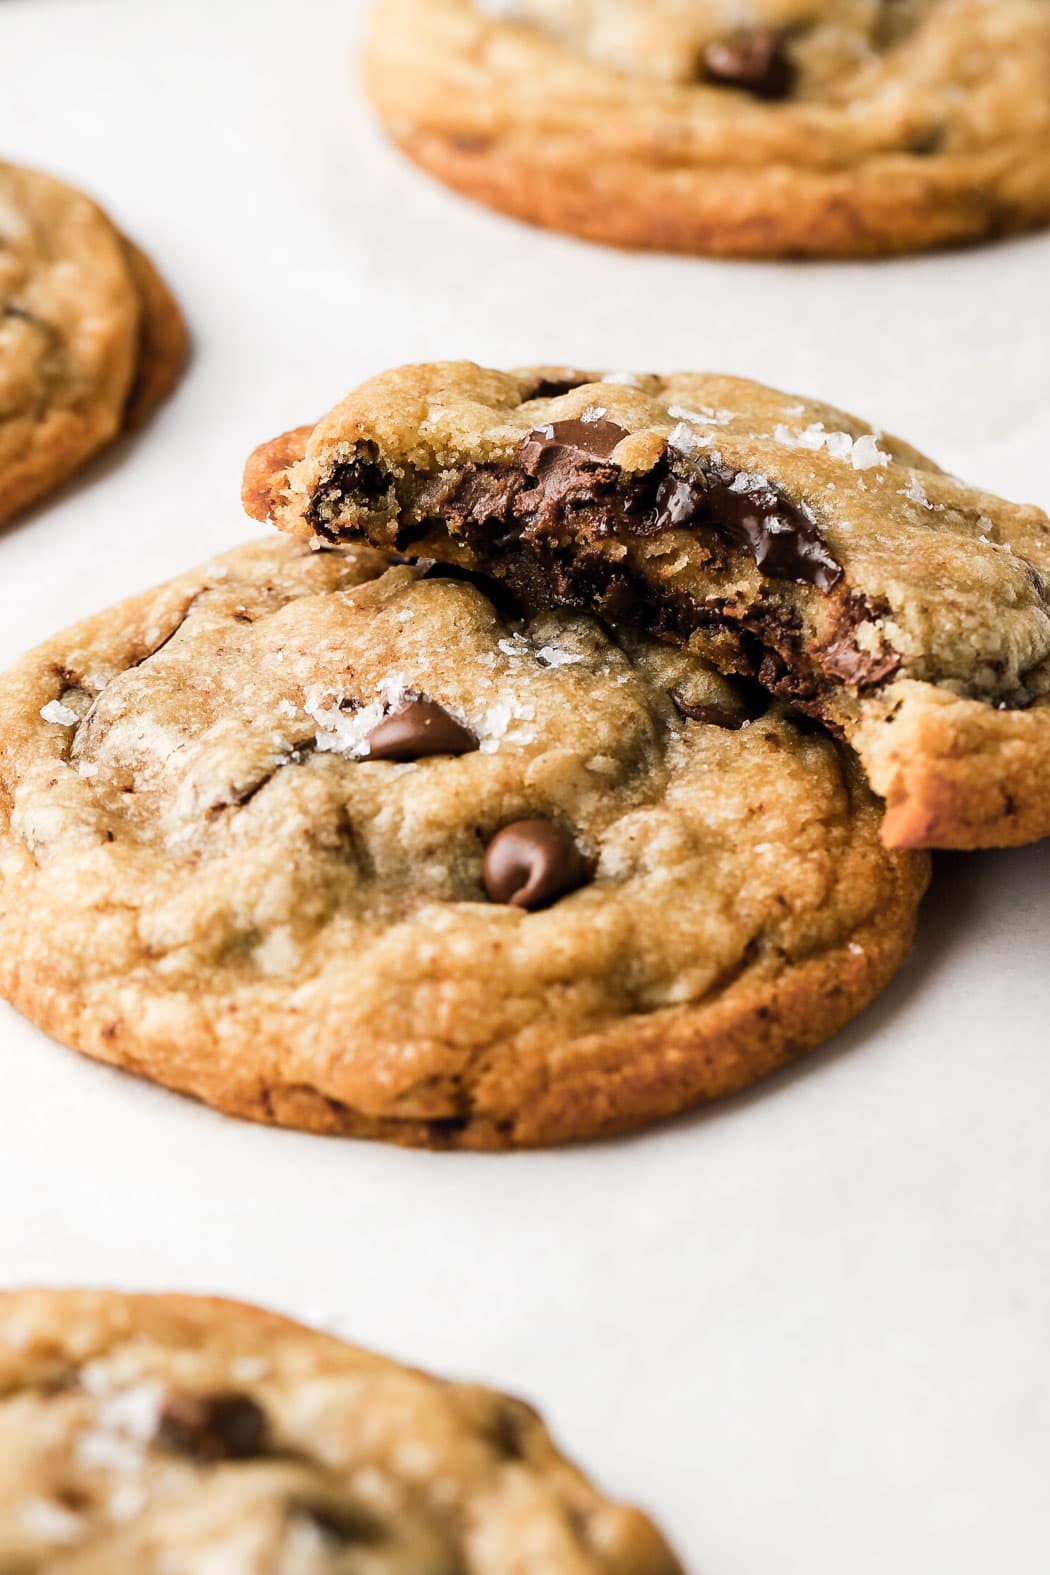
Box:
0;1288;682;1572
0;162;186;526
0;535;924;1147
364;0;1050;257
244;361;1050;850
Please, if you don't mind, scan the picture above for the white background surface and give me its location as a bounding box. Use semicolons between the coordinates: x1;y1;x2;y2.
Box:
1;3;1048;1570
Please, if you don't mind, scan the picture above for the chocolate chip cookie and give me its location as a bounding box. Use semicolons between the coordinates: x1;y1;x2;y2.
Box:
0;162;186;527
244;362;1050;851
0;1289;682;1572
0;535;925;1147
363;0;1050;257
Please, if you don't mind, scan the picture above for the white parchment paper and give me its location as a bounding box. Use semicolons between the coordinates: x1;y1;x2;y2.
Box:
0;4;1047;1570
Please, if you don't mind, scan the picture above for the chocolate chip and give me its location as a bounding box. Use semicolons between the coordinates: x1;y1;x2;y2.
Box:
669;689;749;729
701;29;793;99
483;820;589;909
363;699;478;761
520;418;628;471
523;375;592;401
156;1391;268;1462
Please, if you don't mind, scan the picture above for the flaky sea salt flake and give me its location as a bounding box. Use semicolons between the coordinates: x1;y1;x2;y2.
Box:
22;1498;86;1545
667;403;733;427
40;700;79;726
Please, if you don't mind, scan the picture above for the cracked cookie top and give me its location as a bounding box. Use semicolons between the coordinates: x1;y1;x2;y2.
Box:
0;535;925;1147
0;1290;681;1573
364;0;1050;255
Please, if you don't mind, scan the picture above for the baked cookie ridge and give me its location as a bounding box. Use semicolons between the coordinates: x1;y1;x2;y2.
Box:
243;362;1050;851
0;534;926;1146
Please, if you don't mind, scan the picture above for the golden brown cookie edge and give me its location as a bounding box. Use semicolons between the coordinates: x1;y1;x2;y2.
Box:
119;237;189;431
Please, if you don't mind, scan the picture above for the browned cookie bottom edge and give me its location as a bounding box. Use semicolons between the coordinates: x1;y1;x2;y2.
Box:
0;851;928;1149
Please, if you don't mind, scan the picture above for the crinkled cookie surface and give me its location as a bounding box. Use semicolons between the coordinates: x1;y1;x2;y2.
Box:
0;1290;682;1573
0;535;924;1147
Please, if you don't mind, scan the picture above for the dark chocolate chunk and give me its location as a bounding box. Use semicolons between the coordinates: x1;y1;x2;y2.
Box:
483;820;589;910
523;374;592;401
520;418;628;470
516;425;841;592
430;464;527;547
701;29;793;99
156;1391;268;1462
652;472;707;531
696;466;842;593
669;689;749;729
363;698;478;762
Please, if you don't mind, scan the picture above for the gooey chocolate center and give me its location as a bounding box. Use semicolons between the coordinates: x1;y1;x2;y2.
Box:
307;419;898;714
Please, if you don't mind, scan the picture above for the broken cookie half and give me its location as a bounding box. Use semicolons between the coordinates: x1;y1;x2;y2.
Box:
243;362;1050;850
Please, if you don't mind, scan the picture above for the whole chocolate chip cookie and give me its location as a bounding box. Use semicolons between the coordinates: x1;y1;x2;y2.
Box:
363;0;1050;257
0;163;186;527
244;363;1050;851
0;535;925;1147
0;1289;682;1572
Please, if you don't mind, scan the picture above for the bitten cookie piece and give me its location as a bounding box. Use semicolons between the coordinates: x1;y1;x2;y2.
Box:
363;0;1050;258
0;536;925;1147
244;362;1050;851
0;1289;682;1572
0;162;186;526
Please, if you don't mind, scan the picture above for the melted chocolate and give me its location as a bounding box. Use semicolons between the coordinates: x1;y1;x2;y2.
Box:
306;431;890;713
519;417;628;467
688;465;842;594
522;374;592;401
516;431;842;593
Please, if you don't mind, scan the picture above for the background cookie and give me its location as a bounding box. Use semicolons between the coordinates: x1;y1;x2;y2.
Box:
0;162;186;527
364;0;1050;257
0;1288;681;1572
244;361;1050;850
0;536;925;1147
